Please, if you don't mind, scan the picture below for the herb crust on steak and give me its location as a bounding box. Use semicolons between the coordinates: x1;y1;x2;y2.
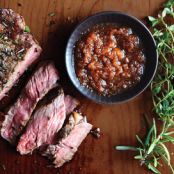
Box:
0;9;42;100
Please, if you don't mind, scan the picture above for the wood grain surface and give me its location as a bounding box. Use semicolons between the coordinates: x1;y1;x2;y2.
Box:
0;0;171;174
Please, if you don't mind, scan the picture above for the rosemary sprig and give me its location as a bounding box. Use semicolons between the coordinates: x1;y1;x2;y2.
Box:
116;0;174;173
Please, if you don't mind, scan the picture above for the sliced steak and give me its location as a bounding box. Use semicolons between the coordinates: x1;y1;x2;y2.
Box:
43;112;92;168
64;95;79;115
1;61;59;143
0;9;42;101
17;88;66;155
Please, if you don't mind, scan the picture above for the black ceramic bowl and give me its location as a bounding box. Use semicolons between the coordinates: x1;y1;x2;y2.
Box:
65;11;158;104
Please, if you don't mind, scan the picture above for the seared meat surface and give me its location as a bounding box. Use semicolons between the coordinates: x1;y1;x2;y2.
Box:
1;61;59;144
43;112;92;167
0;9;42;100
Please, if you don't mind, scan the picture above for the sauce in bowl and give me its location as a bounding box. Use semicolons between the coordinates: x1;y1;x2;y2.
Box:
75;24;145;96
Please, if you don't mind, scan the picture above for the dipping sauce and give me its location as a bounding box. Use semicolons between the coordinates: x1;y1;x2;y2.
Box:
75;24;145;96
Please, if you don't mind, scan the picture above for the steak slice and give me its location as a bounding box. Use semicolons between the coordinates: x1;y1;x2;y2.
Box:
43;112;92;168
0;9;42;101
1;61;59;144
64;95;79;115
17;88;66;155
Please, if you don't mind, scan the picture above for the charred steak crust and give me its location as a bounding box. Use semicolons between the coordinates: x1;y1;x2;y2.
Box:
17;88;66;155
1;61;59;144
43;112;92;168
0;9;42;100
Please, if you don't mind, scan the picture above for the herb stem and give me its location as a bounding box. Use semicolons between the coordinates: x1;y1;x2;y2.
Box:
116;1;174;173
154;90;174;108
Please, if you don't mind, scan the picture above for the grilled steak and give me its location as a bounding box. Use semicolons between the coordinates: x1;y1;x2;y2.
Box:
1;61;59;144
0;9;42;100
17;88;66;155
43;112;92;168
64;95;79;115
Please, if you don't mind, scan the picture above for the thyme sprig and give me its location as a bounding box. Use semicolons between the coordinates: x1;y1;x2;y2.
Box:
116;0;174;173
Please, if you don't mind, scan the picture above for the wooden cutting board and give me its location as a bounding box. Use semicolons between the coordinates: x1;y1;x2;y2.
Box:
0;0;172;174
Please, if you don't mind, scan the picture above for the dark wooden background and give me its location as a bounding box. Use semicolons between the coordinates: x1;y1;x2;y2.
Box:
0;0;171;174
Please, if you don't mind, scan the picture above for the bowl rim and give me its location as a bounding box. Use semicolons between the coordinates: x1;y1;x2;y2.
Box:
65;11;158;104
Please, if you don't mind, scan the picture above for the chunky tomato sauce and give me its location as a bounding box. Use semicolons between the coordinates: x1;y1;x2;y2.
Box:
75;24;145;96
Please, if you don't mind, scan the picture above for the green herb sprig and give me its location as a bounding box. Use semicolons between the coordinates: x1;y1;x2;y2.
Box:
24;26;30;33
116;0;174;173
